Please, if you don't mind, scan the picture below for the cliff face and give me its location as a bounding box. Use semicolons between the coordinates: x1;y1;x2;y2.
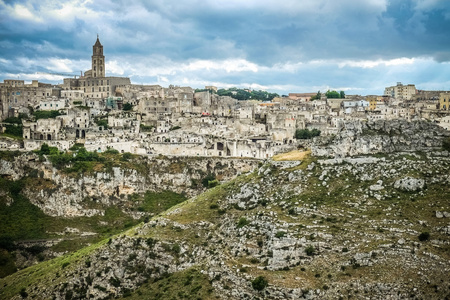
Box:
312;119;450;157
1;150;449;300
0;154;259;217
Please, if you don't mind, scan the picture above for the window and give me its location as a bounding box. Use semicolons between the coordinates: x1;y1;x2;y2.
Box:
94;66;96;71
94;60;96;64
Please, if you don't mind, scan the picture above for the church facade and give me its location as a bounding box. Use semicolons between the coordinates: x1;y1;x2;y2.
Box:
61;36;130;99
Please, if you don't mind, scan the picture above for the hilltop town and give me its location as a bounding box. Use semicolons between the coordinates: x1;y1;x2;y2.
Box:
1;37;450;158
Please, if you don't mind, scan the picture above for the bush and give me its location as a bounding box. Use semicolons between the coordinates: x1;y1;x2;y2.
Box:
237;217;249;228
305;245;315;256
443;137;450;151
121;152;133;161
104;148;119;154
123;103;133;111
418;232;430;241
201;174;216;188
4;125;23;137
251;276;268;291
275;231;286;238
20;288;28;298
33;110;63;120
295;128;321;139
207;179;219;188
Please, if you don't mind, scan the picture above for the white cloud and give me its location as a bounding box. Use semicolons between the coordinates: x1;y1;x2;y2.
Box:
12;3;43;23
337;57;417;68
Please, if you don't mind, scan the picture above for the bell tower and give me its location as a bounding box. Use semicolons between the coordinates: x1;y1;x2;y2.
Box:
92;35;105;78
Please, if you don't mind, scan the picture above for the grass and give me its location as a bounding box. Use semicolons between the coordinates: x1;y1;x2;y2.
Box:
116;267;217;300
138;191;187;214
0;238;108;299
273;149;311;161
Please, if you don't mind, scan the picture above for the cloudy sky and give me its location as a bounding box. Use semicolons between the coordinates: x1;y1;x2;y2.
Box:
1;0;450;95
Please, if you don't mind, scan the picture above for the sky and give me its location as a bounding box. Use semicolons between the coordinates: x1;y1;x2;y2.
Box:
1;0;450;96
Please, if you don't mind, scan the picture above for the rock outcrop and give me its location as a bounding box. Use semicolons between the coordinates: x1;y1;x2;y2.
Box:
1;150;448;299
312;119;450;157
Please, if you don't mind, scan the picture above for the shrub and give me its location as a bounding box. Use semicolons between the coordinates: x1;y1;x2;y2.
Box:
202;174;216;188
275;231;286;238
121;152;133;161
237;217;249;228
251;276;268;291
209;203;219;209
104;148;119;154
295;128;321;139
443;137;450;151
418;232;430;241
33;110;63;120
109;277;121;287
305;245;315;256
20;287;28;298
208;179;219;188
123;103;133;111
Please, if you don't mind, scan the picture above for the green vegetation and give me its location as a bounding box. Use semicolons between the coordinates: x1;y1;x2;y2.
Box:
201;173;218;188
123;103;133;111
443;137;450;151
325;90;345;99
2;115;26;138
73;101;82;105
140;124;154;132
138;191;187;215
237;217;249;228
33;110;64;120
418;232;430;241
251;276;268;291
305;245;316;256
169;125;181;131
295;128;321;139
95;118;108;129
204;87;279;101
310;91;321;100
117;267;216;299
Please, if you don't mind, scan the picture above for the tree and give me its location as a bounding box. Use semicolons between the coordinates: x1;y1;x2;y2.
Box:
340;90;345;98
123;103;133;111
311;91;321;100
252;276;268;291
325;90;340;99
295;128;321;139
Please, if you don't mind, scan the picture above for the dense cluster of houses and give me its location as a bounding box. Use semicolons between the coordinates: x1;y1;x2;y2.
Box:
1;38;449;158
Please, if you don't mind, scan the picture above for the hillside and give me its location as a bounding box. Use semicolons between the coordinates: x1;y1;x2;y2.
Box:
1;149;449;299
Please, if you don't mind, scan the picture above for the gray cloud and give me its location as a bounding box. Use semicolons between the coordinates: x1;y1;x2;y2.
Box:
1;0;449;94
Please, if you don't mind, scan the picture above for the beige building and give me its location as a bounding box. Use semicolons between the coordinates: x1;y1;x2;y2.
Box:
60;37;131;100
439;93;450;111
384;82;416;100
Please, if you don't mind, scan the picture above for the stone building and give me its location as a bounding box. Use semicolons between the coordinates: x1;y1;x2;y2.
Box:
60;37;131;100
384;82;416;100
439;93;450;111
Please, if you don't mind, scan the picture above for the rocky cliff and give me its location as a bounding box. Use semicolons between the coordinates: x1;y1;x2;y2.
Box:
311;119;450;158
1;149;448;299
0;154;259;218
